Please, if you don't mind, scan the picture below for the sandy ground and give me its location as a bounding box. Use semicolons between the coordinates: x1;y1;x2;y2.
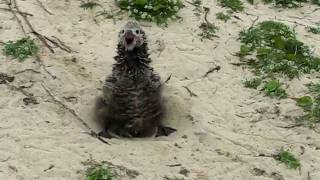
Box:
0;0;320;179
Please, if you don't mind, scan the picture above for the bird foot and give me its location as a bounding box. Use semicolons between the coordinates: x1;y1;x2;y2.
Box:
155;125;177;137
99;128;133;139
98;130;113;139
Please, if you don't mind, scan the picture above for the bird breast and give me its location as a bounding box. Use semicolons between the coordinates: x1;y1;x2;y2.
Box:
103;72;163;120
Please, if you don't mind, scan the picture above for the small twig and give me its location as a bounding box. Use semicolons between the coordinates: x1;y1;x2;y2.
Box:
5;83;38;105
35;55;56;79
275;17;308;27
277;124;304;129
230;62;247;66
233;15;244;22
43;36;71;53
307;171;311;180
43;165;54;172
0;7;33;16
250;16;259;28
256;153;274;158
235;114;246;118
35;0;53;15
41;84;109;145
183;86;198;97
300;146;305;155
4;0;55;79
4;0;27;36
202;65;221;78
63;96;78;102
11;0;54;53
20;82;34;89
184;0;195;6
203;7;210;25
1;156;11;162
52;36;75;52
312;8;320;13
167;163;182;167
164;74;172;84
14;69;41;75
43;36;75;53
30;31;54;53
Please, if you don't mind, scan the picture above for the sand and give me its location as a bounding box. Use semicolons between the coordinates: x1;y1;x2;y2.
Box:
0;0;320;179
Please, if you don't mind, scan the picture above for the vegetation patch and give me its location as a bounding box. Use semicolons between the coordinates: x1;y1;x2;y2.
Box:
96;9;123;21
262;0;307;8
216;0;243;23
312;0;320;5
198;22;219;40
3;37;39;60
240;21;320;127
189;0;202;16
273;149;301;169
85;165;115;180
115;0;183;26
198;8;219;40
243;78;288;99
217;0;244;12
306;25;320;34
294;83;320;128
80;0;101;10
263;79;288;99
216;11;232;22
261;0;320;8
239;21;320;80
243;77;262;89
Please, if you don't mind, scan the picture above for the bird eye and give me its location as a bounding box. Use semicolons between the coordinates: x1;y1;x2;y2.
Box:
136;30;140;34
121;30;124;33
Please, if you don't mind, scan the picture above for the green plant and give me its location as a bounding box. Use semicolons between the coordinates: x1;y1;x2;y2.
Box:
190;0;202;16
247;0;254;4
217;0;244;12
244;78;262;89
263;79;288;99
296;96;313;109
262;0;307;8
306;26;320;34
115;0;183;26
3;37;39;60
96;9;123;20
198;22;219;40
294;83;320;128
80;0;101;10
85;165;115;180
307;82;320;99
216;11;231;22
273;149;300;169
239;21;320;79
312;0;320;5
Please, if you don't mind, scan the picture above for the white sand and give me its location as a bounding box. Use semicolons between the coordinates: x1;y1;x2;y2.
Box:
0;0;320;179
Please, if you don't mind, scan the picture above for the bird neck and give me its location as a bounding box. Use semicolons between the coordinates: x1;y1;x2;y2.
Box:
114;43;151;75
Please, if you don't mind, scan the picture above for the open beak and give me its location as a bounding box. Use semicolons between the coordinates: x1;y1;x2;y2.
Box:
124;32;135;51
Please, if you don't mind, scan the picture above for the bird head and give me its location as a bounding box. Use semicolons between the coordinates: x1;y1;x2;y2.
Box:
119;21;146;51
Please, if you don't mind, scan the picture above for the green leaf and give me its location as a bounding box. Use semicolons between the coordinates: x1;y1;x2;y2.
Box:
296;96;313;108
274;149;301;169
274;36;285;49
135;0;148;5
153;4;166;11
240;45;251;55
265;80;280;92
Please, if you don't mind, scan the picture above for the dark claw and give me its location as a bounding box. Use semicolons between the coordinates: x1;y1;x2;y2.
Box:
98;130;113;139
156;125;177;137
